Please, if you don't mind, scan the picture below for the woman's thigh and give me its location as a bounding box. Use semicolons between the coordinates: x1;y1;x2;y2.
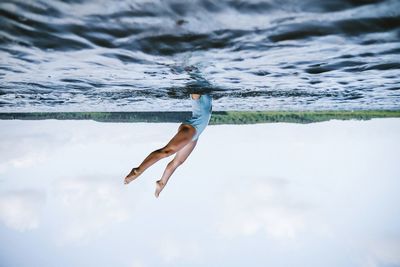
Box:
164;124;196;153
174;140;197;164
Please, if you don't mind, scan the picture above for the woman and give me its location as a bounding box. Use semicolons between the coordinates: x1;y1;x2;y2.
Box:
124;93;212;198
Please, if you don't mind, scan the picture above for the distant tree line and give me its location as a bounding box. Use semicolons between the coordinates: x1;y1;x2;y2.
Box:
0;110;399;124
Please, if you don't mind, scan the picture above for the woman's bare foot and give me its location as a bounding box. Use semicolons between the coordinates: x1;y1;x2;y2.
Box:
124;168;142;185
155;180;166;198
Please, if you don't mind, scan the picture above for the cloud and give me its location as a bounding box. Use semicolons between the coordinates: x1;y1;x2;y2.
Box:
129;259;146;267
157;236;201;264
0;190;46;231
216;177;308;241
0;130;66;173
366;237;400;267
52;176;130;244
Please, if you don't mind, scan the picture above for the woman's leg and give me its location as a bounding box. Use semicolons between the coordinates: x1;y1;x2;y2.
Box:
155;140;197;197
124;124;196;184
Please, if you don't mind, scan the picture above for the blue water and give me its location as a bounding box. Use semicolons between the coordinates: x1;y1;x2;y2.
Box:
0;0;399;111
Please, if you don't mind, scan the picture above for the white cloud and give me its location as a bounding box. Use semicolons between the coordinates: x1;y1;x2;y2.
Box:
1;119;399;266
216;177;308;241
0;129;66;173
0;190;46;231
159;238;181;263
157;236;201;264
366;237;400;267
129;259;146;267
52;176;130;244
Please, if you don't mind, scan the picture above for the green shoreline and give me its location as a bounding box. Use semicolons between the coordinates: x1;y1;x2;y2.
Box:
1;110;400;124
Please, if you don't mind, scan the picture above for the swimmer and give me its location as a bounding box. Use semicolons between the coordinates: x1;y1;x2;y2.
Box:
124;93;212;198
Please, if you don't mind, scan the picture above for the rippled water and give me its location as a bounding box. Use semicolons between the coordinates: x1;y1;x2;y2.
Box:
0;0;399;111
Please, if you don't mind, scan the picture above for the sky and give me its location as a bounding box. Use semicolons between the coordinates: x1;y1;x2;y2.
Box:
0;118;399;267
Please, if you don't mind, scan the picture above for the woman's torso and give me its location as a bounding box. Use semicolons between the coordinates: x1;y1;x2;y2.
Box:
183;94;212;140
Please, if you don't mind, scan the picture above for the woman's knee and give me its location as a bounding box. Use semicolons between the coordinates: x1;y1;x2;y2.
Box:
168;158;183;169
173;158;185;166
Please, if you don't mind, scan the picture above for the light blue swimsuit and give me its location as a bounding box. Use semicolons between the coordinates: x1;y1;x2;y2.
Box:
183;94;212;141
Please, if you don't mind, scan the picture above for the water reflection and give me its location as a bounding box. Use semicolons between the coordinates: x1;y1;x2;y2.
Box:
0;119;400;266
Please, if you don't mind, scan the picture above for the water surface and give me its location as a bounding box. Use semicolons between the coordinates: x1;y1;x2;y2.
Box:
0;0;400;111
